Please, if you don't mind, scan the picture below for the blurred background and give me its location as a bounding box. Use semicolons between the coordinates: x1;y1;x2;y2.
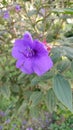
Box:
0;0;73;130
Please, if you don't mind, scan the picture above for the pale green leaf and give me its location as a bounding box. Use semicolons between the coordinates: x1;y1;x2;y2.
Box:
0;85;10;98
29;91;43;107
30;107;39;118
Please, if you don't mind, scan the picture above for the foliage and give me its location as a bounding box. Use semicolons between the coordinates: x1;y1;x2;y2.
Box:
0;107;73;130
0;0;73;119
49;109;73;130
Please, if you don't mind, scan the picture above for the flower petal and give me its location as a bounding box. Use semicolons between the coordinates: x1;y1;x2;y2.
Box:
12;39;25;59
23;31;33;47
14;39;24;47
33;56;53;76
16;58;34;74
33;40;48;56
16;59;25;68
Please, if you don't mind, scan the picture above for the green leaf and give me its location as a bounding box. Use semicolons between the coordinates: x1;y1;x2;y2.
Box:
30;107;39;118
2;0;8;5
71;60;73;74
53;74;72;112
11;85;19;93
52;8;64;13
58;37;73;46
24;91;32;100
65;37;73;43
64;8;73;14
63;46;73;59
51;48;61;63
18;101;27;113
57;59;71;73
0;85;10;98
31;71;53;85
45;88;57;112
27;10;37;16
52;8;73;14
29;91;43;107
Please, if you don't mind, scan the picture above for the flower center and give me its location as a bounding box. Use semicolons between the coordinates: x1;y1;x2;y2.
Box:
19;46;36;58
25;47;35;57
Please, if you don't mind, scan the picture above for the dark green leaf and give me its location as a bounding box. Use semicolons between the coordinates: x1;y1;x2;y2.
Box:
45;88;57;112
51;48;61;63
63;46;73;59
57;59;71;73
31;71;53;85
53;74;72;111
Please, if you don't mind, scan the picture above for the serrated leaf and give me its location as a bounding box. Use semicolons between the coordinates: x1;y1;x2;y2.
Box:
0;85;10;98
58;37;73;46
29;91;42;107
57;59;71;72
18;101;27;113
63;46;73;59
11;85;19;93
65;37;73;43
53;74;72;112
31;71;53;85
51;52;61;63
24;91;32;100
45;88;57;112
30;107;39;118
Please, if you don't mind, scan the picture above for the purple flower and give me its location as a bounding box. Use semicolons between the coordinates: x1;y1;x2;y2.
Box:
12;128;14;130
0;126;3;130
3;11;10;19
12;32;53;76
0;111;5;117
22;120;27;125
15;5;21;11
12;124;17;128
26;127;33;130
39;8;45;16
5;119;11;124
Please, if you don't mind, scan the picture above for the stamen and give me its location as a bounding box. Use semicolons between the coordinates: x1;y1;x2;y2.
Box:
19;47;35;58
